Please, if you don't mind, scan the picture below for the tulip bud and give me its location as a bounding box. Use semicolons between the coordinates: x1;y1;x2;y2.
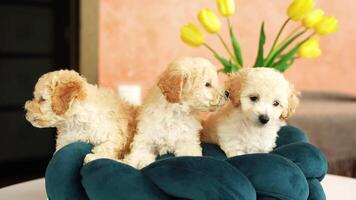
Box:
198;8;222;34
217;0;235;17
180;23;205;47
287;0;314;21
303;9;324;28
315;16;339;36
298;38;321;58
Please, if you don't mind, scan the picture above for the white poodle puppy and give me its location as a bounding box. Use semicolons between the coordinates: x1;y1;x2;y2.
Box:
124;57;229;169
201;68;299;157
25;70;137;163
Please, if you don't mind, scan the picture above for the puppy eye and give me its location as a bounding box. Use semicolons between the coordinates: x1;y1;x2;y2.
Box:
273;101;280;107
39;97;46;103
249;95;259;102
205;82;211;87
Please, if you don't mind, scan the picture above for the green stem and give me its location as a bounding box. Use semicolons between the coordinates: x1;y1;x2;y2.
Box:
277;29;308;50
227;17;244;67
217;33;238;66
203;43;219;56
227;17;232;31
306;31;316;39
269;18;291;54
264;29;307;66
276;25;304;49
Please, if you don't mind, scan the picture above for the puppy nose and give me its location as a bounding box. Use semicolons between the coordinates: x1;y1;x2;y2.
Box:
258;114;270;124
224;90;230;98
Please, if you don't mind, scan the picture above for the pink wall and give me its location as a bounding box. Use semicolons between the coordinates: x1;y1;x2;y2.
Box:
98;0;356;97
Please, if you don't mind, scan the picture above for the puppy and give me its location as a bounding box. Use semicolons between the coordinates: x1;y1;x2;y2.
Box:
201;68;299;157
124;57;229;169
25;70;137;163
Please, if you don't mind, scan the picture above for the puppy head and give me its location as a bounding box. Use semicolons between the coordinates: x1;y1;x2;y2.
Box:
25;70;86;128
227;68;299;126
158;57;228;112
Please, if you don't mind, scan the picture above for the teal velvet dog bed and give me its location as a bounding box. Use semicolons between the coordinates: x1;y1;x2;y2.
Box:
45;126;327;200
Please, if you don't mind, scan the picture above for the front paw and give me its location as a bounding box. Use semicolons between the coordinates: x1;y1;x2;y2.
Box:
124;156;155;169
224;150;245;157
84;153;120;164
175;147;202;157
84;153;98;164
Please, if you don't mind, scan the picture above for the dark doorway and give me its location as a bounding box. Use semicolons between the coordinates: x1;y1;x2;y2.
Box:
0;0;79;187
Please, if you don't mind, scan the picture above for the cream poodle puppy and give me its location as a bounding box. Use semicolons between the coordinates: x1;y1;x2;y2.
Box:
124;57;229;169
25;70;137;163
201;67;299;157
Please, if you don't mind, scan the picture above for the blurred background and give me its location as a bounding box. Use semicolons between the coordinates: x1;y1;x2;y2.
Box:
0;0;355;188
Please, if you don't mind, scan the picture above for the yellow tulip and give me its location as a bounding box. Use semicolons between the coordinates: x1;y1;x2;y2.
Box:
217;0;235;17
198;8;221;34
287;0;314;21
303;9;324;28
180;23;205;47
298;38;321;58
315;16;339;35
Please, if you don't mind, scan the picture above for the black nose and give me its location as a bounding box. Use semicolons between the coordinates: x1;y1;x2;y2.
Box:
258;114;270;124
224;90;230;98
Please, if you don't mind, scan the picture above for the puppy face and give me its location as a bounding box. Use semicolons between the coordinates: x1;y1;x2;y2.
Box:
25;70;86;128
227;68;299;126
158;57;228;112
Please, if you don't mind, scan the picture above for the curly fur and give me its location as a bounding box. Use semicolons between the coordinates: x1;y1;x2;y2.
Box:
124;57;228;169
25;70;137;163
201;67;299;157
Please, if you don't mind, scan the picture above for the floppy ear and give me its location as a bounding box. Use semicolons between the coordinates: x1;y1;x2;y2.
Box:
157;70;186;103
280;86;300;120
226;73;242;107
51;80;86;115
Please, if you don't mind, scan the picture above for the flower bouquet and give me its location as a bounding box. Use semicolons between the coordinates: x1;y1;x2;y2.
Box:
180;0;339;73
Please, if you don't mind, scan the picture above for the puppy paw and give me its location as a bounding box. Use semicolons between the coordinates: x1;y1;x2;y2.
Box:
84;153;98;164
175;150;202;157
84;153;118;164
225;150;245;157
136;160;153;169
124;157;155;169
175;146;202;157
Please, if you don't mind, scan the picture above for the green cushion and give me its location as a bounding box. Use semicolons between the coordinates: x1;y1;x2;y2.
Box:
45;142;92;200
272;143;327;180
45;125;326;200
257;196;279;200
202;143;227;160
227;154;309;200
142;157;256;200
276;126;308;147
81;159;170;200
307;178;326;200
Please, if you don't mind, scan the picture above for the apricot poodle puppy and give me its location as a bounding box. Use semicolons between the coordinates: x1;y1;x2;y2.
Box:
201;67;299;157
25;70;137;163
124;57;229;169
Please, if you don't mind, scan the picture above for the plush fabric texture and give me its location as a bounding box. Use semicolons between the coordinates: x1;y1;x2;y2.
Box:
272;143;327;181
45;142;92;200
81;159;170;200
227;154;309;200
307;179;326;200
45;126;327;200
275;126;309;147
142;157;256;200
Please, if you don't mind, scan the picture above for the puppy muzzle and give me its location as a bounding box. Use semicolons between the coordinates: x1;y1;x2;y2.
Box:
258;114;270;125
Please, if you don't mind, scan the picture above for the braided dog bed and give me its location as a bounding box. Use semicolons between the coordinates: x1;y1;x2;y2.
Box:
45;126;327;200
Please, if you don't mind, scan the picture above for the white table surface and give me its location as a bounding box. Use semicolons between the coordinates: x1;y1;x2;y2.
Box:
0;179;46;200
0;174;355;199
321;174;356;199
